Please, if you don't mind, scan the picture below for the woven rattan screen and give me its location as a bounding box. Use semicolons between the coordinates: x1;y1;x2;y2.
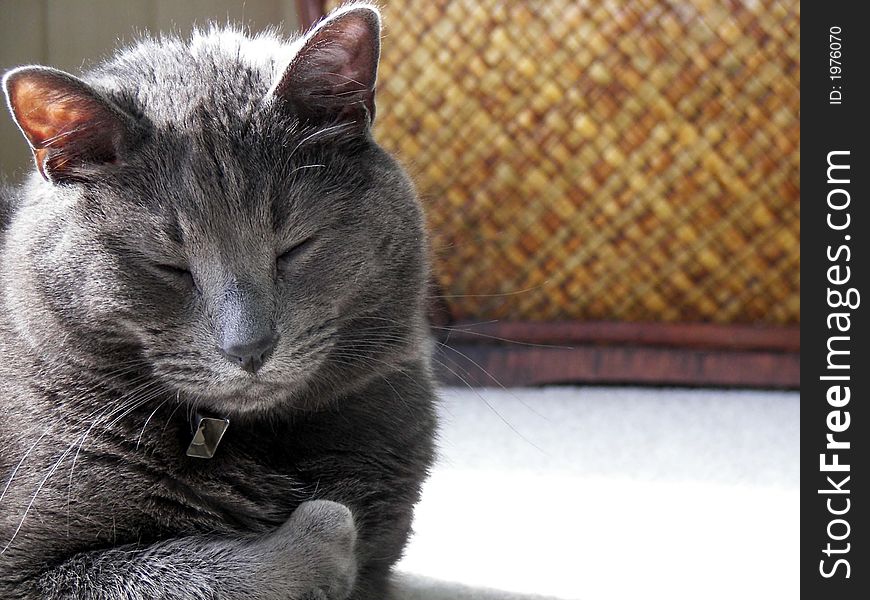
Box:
326;0;800;324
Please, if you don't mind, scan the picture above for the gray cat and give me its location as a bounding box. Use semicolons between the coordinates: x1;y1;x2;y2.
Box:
0;3;436;599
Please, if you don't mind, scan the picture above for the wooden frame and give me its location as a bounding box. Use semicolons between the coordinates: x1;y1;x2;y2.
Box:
433;322;799;389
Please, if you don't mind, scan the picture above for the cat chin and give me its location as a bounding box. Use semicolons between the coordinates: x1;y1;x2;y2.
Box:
176;377;310;416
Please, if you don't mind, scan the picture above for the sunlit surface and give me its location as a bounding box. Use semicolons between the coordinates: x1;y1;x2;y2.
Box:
397;387;799;600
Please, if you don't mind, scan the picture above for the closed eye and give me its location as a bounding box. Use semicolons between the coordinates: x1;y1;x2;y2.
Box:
278;237;315;265
155;263;190;276
154;263;194;286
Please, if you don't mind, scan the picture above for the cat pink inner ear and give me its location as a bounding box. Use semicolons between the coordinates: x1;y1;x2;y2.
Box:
273;6;381;124
3;67;127;182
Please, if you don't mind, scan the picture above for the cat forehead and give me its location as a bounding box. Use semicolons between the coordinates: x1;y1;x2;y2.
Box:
187;26;299;76
91;27;301;125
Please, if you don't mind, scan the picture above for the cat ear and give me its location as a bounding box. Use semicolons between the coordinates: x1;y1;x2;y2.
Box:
270;4;381;127
2;66;133;183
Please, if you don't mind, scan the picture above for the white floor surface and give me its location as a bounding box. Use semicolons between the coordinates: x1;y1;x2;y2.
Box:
392;386;800;600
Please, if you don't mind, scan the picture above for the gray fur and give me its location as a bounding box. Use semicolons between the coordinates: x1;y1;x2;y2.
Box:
0;5;435;599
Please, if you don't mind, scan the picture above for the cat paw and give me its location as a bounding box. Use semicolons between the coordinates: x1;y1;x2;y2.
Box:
288;500;357;550
266;500;358;599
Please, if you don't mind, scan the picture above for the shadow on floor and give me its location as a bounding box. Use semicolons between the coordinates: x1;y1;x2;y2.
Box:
392;573;573;600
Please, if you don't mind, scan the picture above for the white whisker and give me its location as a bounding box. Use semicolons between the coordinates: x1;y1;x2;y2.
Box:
0;427;53;505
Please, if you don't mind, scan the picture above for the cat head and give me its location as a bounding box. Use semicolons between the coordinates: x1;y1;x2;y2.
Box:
1;4;429;415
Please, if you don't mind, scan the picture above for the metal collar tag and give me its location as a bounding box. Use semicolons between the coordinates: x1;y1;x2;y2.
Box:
186;413;230;459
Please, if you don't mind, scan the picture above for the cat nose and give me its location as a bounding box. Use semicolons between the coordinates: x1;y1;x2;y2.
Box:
221;331;278;374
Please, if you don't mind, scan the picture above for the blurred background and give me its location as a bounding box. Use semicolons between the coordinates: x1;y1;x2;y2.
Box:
0;1;800;599
349;0;800;391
